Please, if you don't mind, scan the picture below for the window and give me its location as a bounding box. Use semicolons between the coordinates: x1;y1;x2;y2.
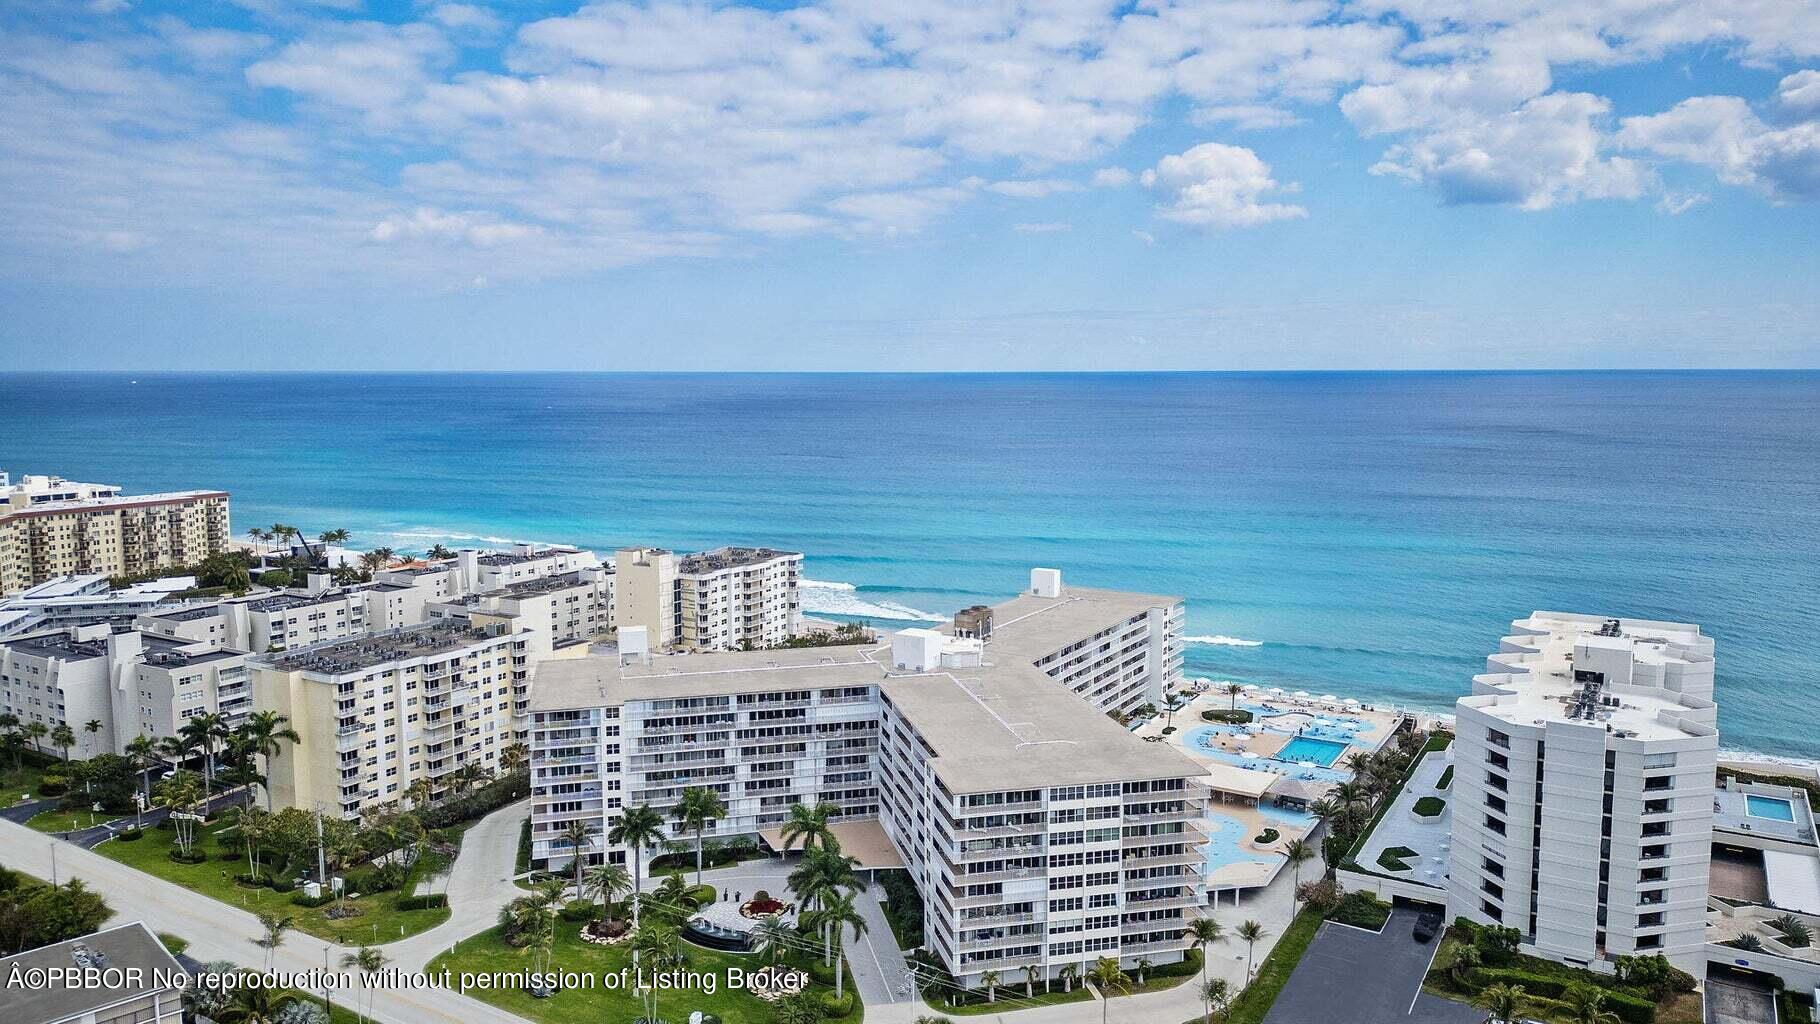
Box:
1485;814;1506;836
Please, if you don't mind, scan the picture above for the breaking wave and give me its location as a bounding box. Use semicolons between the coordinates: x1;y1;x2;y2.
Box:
1183;634;1265;647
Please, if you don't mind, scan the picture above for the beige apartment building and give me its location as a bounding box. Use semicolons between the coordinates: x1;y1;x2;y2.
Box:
0;472;230;595
251;618;546;817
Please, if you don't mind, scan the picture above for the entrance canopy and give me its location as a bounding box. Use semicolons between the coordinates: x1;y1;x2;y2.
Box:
758;819;906;869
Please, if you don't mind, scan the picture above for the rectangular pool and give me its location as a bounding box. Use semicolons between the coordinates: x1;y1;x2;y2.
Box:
1747;795;1797;822
1275;736;1348;768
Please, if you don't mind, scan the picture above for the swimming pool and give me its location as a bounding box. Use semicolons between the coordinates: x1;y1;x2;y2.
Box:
1186;728;1352;782
1276;736;1348;768
1747;795;1797;822
1203;812;1277;873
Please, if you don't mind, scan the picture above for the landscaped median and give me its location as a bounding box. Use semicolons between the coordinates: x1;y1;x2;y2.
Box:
1423;918;1702;1024
94;813;454;945
427;918;862;1024
926;948;1202;1016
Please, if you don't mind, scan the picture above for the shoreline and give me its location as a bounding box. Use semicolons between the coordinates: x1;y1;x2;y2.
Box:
235;524;1818;771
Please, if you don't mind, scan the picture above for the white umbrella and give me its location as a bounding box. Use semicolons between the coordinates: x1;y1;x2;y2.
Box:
1293;690;1311;698
1320;694;1339;703
1313;718;1332;728
1242;682;1261;690
1267;687;1286;697
1341;697;1360;706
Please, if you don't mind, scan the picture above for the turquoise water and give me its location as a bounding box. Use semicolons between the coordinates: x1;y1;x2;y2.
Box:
1276;736;1349;768
3;370;1817;759
1186;728;1352;783
1202;813;1276;874
1746;795;1797;821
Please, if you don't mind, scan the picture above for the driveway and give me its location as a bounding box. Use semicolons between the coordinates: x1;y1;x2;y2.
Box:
1263;908;1480;1024
1706;971;1774;1024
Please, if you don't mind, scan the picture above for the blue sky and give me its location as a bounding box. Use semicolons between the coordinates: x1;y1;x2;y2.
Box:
1;0;1817;371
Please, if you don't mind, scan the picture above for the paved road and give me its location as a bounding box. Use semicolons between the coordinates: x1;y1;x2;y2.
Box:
1262;907;1477;1024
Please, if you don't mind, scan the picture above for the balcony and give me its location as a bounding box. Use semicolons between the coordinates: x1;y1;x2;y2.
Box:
335;727;365;753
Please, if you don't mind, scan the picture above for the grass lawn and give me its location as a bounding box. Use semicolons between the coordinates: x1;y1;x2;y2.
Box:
0;760;51;803
95;825;451;945
1225;907;1323;1024
26;805;121;833
927;984;1095;1015
1376;846;1418;872
429;919;862;1024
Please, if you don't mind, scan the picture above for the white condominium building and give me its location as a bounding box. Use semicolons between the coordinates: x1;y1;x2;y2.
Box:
251;618;545;818
1448;613;1718;981
137;577;431;653
676;547;802;650
469;545;602;591
427;568;614;650
613;546;803;652
0;476;231;596
526;569;1204;989
0;624;250;755
0;573;200;641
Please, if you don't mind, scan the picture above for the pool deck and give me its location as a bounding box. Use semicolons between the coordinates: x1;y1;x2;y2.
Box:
1135;686;1405;895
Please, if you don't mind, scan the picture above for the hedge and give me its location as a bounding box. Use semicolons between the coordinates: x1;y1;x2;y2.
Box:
395;893;448;912
1328;891;1390;930
115;827;144;842
1413;796;1446;817
1202;709;1254;724
1437;765;1454;789
559;900;595;922
1473;969;1655;1024
419;772;529;830
1376;846;1417;872
291;892;334;908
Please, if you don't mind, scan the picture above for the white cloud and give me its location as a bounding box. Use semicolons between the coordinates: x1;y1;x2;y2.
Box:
369;207;542;246
1140;143;1307;228
986;179;1082;198
1371;92;1651;209
1618;75;1820;201
1192;104;1303;130
1091;167;1133;187
1012;221;1070;233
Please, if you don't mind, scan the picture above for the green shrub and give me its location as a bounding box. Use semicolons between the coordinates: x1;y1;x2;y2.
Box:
559;900;594;922
419;772;529;830
39;775;68;797
1327;891;1390;930
1255;828;1281;844
270;877;295;893
115;826;143;842
1473;969;1655;1024
156;932;189;956
1202;708;1254;724
168;849;208;865
395;893;447;911
291;892;333;908
818;990;855;1017
1413;796;1446;817
1437;765;1454;789
1376;846;1417;871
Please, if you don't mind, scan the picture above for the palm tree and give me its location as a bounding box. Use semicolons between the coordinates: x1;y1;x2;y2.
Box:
319;529;350;546
779;800;841;852
671;786;727;885
607;805;666;944
0;712;21;771
1024;963;1041;998
789;844;861;963
584;862;632;927
821;891;868;1000
123;734;156;825
1058;962;1079;993
1086;957;1131;1024
1564;984;1620;1024
1771;913;1813;947
82;719;104;759
253;912;293;970
1476;982;1528;1024
157;771;204;857
340;946;388;1024
1237;920;1266;980
246;527;270;555
50;722;76;762
1225;682;1244;711
23;721;48;756
752;913;791;964
1185;916;1223;983
238;712;301;809
218;980;284;1024
1284;838;1315;897
499;741;529;775
425;543;454;559
1199;977;1231;1024
180;712;229;793
978;968;1001;1004
404;776;433;811
561;818;595;893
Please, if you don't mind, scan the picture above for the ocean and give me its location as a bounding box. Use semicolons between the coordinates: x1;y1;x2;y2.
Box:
3;371;1816;761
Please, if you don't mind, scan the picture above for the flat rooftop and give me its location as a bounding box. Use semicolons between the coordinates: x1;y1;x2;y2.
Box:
1;489;227;517
532;582;1200;793
0;922;181;1024
1715;780;1817;845
501;571;594;597
1465;611;1715;741
677;546;801;574
262;620;506;675
478;546;581;566
1;632;109;660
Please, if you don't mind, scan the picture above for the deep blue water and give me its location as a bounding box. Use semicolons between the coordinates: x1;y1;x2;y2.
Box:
3;371;1816;759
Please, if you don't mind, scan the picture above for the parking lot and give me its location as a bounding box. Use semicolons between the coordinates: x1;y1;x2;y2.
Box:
1263;906;1481;1024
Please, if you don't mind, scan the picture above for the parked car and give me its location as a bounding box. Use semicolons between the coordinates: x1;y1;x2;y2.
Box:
1413;911;1442;943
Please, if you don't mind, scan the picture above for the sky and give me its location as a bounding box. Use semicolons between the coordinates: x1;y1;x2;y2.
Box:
1;0;1817;371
